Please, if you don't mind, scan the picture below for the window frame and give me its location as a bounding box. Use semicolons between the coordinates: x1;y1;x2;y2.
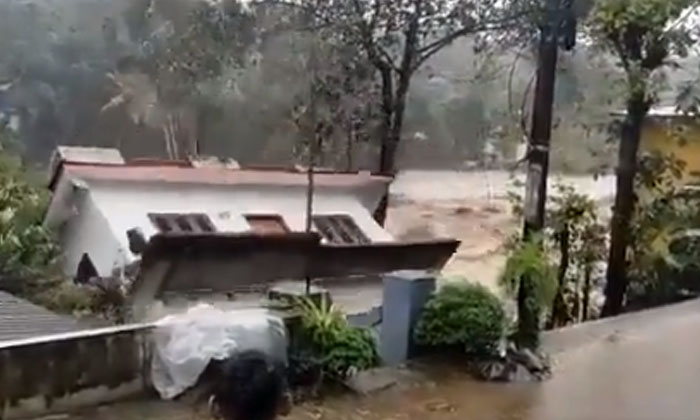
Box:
244;214;290;235
148;213;217;234
312;214;370;245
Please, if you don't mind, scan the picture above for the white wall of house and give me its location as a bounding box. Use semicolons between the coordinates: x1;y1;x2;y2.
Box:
60;180;393;277
58;191;126;277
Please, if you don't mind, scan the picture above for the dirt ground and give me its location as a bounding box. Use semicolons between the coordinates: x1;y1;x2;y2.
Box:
386;170;616;291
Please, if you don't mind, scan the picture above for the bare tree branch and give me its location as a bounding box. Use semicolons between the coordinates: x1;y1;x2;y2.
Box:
412;15;529;72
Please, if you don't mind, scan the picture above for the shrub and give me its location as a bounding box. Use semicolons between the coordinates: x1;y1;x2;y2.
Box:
414;281;506;358
294;296;378;379
500;238;557;349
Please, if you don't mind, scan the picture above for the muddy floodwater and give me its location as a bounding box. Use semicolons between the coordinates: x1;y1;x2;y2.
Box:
387;171;616;291
292;313;700;420
76;299;700;420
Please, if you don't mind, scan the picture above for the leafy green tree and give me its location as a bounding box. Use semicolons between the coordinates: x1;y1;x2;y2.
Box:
546;184;606;326
626;151;700;307
109;0;258;158
0;126;126;318
289;0;535;222
289;24;379;170
506;181;607;330
587;0;697;316
0;126;59;292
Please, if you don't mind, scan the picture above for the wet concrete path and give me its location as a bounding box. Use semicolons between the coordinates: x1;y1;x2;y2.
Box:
72;299;700;420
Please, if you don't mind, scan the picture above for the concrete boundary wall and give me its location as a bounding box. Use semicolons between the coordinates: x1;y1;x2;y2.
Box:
0;324;154;420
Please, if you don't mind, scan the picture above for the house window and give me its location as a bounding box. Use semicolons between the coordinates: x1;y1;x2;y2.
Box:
149;213;216;234
245;215;289;235
313;215;370;245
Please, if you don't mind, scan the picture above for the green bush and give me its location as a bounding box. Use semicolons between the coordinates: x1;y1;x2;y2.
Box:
294;296;378;379
499;238;557;349
414;282;505;358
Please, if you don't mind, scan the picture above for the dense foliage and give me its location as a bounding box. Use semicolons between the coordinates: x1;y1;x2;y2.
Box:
627;150;700;308
0;127;120;317
0;0;626;172
292;0;536;175
547;184;607;325
507;179;608;333
294;296;379;379
415;282;506;358
586;0;697;316
500;237;557;348
0;130;59;290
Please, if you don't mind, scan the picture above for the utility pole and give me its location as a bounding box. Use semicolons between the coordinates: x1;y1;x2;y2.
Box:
517;0;576;349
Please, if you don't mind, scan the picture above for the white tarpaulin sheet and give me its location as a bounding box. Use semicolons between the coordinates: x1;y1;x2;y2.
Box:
150;304;287;399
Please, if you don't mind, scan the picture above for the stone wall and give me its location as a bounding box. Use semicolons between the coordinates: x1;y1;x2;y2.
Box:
0;324;153;420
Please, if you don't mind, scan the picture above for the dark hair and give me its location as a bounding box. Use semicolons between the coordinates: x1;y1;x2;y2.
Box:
213;351;287;420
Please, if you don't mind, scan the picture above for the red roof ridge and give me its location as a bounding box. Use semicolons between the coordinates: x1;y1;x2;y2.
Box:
58;163;393;189
81;159;391;178
128;158;191;167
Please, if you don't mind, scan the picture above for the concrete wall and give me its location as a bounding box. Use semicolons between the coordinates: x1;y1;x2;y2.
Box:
70;180;392;276
0;324;152;420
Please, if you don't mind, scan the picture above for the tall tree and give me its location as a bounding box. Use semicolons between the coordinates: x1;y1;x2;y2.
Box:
108;0;258;158
517;0;577;349
289;0;533;223
588;0;697;316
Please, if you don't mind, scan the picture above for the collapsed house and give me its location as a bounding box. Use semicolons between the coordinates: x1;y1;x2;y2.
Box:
44;147;459;320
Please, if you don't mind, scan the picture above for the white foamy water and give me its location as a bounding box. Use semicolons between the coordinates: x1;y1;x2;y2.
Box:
392;170;617;203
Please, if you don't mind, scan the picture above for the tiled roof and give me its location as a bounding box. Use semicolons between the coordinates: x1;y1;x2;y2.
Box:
0;291;81;342
62;164;392;188
47;146;393;190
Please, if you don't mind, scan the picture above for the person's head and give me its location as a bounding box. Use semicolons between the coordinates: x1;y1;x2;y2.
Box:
211;350;290;420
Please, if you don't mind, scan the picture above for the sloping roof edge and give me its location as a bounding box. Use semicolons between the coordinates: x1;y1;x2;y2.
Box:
61;163;393;189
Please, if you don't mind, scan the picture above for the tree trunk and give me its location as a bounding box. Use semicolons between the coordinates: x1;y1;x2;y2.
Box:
517;17;559;349
380;73;409;175
375;65;412;226
346;126;354;171
602;100;648;317
376;6;419;226
548;227;570;328
582;265;592;321
372;67;394;226
516;276;541;349
377;67;394;174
